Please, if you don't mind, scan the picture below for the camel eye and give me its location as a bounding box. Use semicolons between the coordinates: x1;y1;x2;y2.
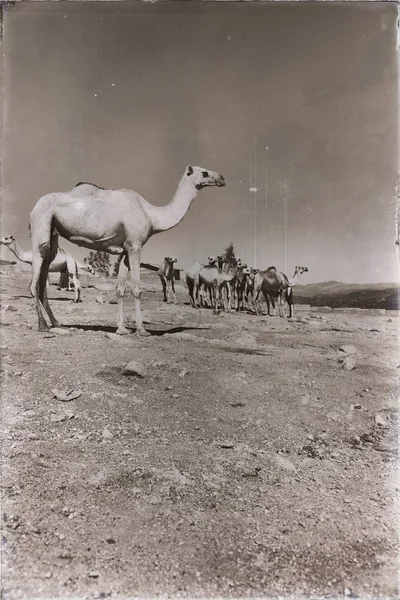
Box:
202;171;209;178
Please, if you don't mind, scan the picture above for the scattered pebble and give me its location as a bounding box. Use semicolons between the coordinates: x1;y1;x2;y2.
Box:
122;361;145;378
230;401;246;408
178;369;189;378
52;388;83;402
275;455;297;472
171;393;180;399
106;537;116;544
375;414;387;427
95;296;106;304
88;571;100;578
339;345;357;355
342;356;357;371
102;427;114;440
219;441;234;449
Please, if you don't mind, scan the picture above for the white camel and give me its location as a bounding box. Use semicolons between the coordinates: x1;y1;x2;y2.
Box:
185;256;218;308
254;265;308;318
0;235;87;302
29;166;226;334
158;256;178;304
194;263;238;314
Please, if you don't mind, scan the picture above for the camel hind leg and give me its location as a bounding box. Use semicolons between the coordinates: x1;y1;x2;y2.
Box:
31;242;60;331
116;253;131;335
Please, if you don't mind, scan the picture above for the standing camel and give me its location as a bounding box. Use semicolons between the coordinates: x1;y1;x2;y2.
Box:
194;263;237;314
29;165;226;335
185;257;218;308
0;235;84;302
158;256;178;304
254;265;308;318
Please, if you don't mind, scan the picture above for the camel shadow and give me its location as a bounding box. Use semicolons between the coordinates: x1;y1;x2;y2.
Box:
12;295;74;302
63;323;210;336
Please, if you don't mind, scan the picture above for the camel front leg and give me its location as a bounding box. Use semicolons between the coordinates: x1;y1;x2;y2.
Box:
171;279;177;304
116;255;131;335
160;275;168;302
127;245;150;337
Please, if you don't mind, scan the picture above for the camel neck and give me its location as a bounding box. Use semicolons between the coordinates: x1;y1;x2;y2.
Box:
148;176;199;234
8;241;32;264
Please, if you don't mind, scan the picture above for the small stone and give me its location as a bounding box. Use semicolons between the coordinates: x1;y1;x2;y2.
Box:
95;296;106;304
171;393;180;399
106;537;116;544
230;401;246;408
63;410;75;420
52;388;83;402
353;404;362;410
44;571;52;579
178;369;189;378
219;441;234;449
342;356;357;371
344;588;352;597
275;455;297;472
122;450;131;456
88;571;100;578
122;361;145;378
375;414;387;427
49;328;71;336
102;427;113;440
339;345;357;355
50;413;67;423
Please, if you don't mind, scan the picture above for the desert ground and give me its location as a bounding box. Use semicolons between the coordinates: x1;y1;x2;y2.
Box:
1;262;399;599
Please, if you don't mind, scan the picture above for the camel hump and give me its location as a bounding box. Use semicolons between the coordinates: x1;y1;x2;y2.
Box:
74;181;105;190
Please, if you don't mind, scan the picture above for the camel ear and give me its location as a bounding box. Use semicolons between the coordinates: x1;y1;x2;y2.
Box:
186;165;194;176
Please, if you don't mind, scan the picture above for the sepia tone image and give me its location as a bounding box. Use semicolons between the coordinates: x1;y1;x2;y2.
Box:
0;1;398;598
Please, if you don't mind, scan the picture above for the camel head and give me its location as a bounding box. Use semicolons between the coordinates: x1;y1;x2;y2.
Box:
294;266;309;276
0;235;15;248
207;256;218;266
185;166;226;190
165;256;177;265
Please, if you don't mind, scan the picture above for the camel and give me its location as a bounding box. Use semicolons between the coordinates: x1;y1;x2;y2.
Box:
0;235;85;302
193;263;238;314
185;256;219;308
216;256;243;311
243;267;259;310
254;265;308;318
158;256;178;304
29;165;226;334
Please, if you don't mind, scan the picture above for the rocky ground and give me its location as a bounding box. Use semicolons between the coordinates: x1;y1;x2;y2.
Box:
1;263;399;599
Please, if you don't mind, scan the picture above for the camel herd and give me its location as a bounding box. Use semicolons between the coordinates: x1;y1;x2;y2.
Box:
159;255;308;318
1;165;308;335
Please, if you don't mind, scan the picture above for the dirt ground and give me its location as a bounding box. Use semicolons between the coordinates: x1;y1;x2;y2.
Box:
1;263;399;600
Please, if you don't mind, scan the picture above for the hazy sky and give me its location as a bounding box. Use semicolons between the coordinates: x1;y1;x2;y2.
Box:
1;2;398;283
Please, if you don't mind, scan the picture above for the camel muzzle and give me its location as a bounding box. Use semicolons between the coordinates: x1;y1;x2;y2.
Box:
215;176;226;187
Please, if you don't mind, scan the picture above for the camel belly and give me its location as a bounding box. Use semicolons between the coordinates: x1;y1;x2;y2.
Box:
52;193;153;252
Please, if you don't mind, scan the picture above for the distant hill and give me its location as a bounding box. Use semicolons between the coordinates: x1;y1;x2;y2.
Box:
294;281;399;310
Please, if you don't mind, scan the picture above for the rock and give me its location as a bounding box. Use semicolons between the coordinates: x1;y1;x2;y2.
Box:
106;537;116;544
88;571;100;578
178;369;189;378
342;356;357;371
275;455;297;472
49;328;71;336
219;441;234;449
339;345;357;355
64;410;75;420
171;393;180;399
122;361;145;378
52;388;83;402
375;414;387;427
230;401;246;408
102;427;114;440
96;296;106;304
50;413;68;423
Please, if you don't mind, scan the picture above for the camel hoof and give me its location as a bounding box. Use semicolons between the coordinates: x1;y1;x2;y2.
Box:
38;325;50;333
136;328;151;337
116;327;132;336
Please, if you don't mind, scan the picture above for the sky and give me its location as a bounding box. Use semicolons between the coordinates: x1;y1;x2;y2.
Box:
1;1;398;283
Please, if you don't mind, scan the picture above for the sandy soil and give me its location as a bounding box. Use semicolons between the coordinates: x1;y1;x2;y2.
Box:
1;263;399;599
